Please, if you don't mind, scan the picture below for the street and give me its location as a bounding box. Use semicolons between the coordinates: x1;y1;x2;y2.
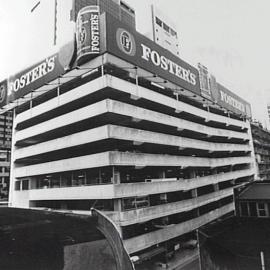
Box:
176;258;200;270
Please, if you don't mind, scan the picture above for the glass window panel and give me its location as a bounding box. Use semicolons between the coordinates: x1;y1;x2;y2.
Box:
155;16;162;27
240;202;249;216
163;23;170;32
249;202;257;217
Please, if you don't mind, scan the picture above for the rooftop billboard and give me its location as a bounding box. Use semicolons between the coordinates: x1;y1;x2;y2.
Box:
198;63;252;118
76;5;101;65
105;13;201;96
214;83;252;118
5;41;75;106
8;53;64;102
2;9;251;119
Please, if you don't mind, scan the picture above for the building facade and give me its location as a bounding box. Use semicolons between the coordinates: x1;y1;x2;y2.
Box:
0;111;12;203
7;3;256;260
251;121;270;180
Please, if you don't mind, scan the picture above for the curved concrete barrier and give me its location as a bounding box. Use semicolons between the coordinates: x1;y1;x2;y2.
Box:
0;207;134;270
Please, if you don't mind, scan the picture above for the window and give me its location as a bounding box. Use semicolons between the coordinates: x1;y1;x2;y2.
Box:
122;196;149;210
249;202;257;217
135;196;149;208
120;1;135;14
163;23;170;32
99;167;112;184
155;16;162;27
61;172;72;187
170;29;177;37
22;179;29;190
257;202;268;217
122;197;135;210
15;181;20;191
73;170;86;186
51;174;61;188
240;202;249;216
39;176;51;189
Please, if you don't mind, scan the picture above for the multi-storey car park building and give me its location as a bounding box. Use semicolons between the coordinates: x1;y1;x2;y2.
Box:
4;0;256;261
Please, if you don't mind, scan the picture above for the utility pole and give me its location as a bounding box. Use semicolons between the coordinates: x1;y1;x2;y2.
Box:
31;1;58;46
261;251;265;270
53;0;57;45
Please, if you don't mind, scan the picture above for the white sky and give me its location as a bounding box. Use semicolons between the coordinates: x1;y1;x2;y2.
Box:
1;0;270;127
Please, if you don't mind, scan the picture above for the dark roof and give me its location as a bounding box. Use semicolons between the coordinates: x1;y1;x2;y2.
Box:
199;217;270;270
239;182;270;200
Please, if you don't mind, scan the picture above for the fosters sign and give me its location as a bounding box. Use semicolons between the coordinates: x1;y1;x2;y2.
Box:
8;55;57;99
216;83;251;117
76;6;100;65
8;53;67;102
106;14;200;95
7;40;75;104
1;10;251;119
198;62;251;118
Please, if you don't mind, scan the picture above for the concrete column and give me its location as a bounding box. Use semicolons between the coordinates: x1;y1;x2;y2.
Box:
194;208;200;217
112;166;121;184
213;183;219;192
114;199;122;212
230;179;236;186
189;169;196;179
191;188;198;198
158;170;166;179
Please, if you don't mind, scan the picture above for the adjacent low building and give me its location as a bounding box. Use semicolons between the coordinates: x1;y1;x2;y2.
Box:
198;215;270;270
199;182;270;270
236;181;270;218
6;1;256;261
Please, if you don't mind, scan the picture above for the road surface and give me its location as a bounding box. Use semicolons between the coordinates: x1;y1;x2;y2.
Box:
176;258;200;270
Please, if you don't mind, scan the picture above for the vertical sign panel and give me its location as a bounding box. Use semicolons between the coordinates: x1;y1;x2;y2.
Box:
8;54;65;102
0;80;8;108
215;83;251;116
105;14;201;95
198;63;212;100
76;6;100;65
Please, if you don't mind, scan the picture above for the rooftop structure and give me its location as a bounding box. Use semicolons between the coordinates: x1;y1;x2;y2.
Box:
71;0;135;28
198;216;270;270
236;181;270;218
151;5;180;56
